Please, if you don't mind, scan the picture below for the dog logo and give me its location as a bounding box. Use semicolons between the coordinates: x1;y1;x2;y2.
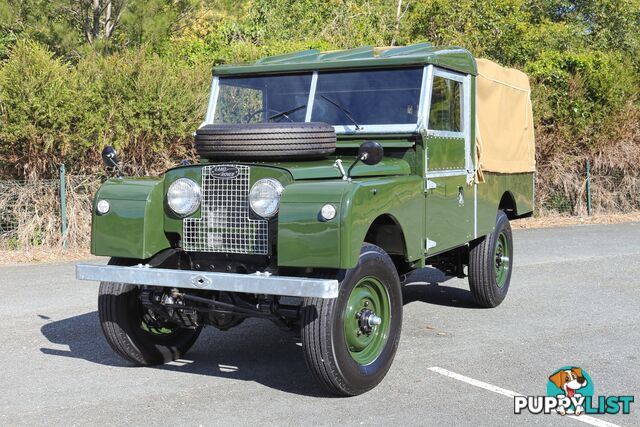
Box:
210;165;239;180
515;366;634;416
548;367;591;415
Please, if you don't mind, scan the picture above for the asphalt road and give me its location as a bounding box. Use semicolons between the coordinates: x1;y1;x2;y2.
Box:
1;222;639;426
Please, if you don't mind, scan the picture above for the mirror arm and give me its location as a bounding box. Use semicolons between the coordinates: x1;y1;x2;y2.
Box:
346;153;367;181
106;156;123;178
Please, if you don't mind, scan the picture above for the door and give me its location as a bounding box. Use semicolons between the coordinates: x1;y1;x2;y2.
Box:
423;68;474;255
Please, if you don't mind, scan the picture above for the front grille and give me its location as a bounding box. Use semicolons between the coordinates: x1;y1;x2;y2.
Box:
183;165;268;255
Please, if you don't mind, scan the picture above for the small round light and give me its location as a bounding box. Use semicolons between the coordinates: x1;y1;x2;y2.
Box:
249;178;284;218
320;204;337;221
96;199;110;215
167;178;201;216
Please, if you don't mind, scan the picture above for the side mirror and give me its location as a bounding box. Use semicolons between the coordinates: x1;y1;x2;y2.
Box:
101;146;122;177
102;146;119;169
345;140;384;180
358;140;384;166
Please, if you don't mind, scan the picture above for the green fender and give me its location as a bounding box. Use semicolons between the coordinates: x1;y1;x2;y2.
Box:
339;175;424;268
277;175;424;269
91;177;171;260
277;180;348;268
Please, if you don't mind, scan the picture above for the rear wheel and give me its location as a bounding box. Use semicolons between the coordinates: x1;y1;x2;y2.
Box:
301;244;402;396
98;258;202;366
468;211;513;308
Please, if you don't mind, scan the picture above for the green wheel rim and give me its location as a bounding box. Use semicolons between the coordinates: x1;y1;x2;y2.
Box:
140;303;175;336
494;232;510;288
343;276;391;365
141;320;174;335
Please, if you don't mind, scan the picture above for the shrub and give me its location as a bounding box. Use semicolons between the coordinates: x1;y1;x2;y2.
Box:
0;40;210;178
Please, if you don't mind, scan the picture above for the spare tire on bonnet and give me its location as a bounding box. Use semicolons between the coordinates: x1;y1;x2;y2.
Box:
194;122;336;160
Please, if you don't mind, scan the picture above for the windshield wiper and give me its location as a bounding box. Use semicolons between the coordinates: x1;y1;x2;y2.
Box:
320;95;362;130
267;104;306;122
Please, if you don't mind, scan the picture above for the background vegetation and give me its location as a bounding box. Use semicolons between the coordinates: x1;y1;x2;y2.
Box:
0;0;639;214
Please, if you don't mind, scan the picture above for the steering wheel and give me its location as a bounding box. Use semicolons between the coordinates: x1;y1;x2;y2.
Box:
244;108;294;123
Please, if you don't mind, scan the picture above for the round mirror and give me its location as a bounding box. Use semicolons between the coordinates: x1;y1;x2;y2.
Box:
358;140;384;166
101;146;119;169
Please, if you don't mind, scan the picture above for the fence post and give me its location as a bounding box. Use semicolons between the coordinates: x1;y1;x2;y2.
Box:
59;164;67;248
586;160;592;217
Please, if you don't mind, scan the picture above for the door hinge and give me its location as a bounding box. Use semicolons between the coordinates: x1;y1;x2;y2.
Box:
426;238;437;251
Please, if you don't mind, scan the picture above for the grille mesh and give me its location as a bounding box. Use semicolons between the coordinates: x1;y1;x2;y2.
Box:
183;165;268;254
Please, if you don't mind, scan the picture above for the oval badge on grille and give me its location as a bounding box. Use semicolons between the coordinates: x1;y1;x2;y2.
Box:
210;165;239;180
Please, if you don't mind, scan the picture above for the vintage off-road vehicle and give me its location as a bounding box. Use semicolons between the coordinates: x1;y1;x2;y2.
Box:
77;43;536;396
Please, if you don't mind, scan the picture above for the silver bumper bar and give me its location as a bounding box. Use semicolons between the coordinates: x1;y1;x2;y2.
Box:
76;264;338;299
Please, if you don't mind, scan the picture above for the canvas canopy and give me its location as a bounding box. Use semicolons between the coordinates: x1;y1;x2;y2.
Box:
475;58;536;178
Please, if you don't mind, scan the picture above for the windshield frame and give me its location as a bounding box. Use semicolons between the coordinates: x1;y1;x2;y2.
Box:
204;67;430;134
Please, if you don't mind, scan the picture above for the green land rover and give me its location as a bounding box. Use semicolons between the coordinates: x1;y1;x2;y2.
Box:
77;43;536;396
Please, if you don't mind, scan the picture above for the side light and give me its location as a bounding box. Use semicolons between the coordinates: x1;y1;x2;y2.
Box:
96;199;110;215
320;204;337;221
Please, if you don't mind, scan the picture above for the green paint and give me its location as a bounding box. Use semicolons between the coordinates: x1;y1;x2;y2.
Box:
425;135;466;171
425;176;473;254
267;157;410;181
495;231;510;288
91;178;171;260
278;175;424;269
278;200;342;267
336;138;415;149
213;44;477;77
343;276;390;365
475;172;534;238
339;176;424;268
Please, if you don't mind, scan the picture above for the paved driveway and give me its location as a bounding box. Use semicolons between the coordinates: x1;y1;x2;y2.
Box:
1;222;638;426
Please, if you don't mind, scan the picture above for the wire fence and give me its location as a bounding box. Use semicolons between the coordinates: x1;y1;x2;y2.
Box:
1;163;639;251
536;163;640;216
0;171;101;251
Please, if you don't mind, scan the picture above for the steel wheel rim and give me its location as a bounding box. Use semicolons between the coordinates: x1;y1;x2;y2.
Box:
495;232;510;288
343;276;391;365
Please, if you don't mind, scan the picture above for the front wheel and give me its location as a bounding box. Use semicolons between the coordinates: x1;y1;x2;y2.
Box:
301;244;403;396
468;211;513;308
98;258;202;366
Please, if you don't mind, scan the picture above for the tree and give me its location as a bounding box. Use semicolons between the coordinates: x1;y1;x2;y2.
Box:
73;0;126;45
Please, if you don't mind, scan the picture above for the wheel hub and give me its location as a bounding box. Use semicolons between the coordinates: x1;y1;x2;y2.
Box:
356;309;383;335
343;276;391;365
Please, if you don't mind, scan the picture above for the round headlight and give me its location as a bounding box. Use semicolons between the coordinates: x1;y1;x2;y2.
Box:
167;178;201;216
249;178;284;218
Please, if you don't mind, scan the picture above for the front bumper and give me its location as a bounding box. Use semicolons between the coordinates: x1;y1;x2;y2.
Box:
76;264;338;298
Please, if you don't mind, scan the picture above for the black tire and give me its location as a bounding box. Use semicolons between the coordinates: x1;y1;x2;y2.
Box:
301;244;402;396
98;258;202;366
194;122;336;160
468;211;513;308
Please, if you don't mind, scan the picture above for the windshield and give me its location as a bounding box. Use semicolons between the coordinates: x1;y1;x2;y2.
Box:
214;74;313;124
211;67;424;129
311;68;423;126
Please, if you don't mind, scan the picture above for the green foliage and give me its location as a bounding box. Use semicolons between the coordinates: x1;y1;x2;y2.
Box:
0;0;639;179
526;50;634;144
0;40;209;178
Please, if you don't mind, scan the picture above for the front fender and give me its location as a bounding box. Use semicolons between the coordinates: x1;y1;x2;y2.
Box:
277;181;348;268
277;176;424;269
91;178;171;260
339;176;424;268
